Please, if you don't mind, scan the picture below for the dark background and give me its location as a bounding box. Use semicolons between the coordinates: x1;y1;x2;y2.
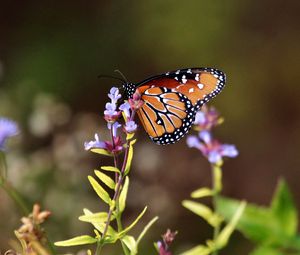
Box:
0;0;299;254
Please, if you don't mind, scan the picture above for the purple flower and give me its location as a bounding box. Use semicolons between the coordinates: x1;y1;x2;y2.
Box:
0;118;19;151
125;120;137;133
194;105;223;131
107;121;121;137
84;134;106;151
119;102;131;119
108;87;121;104
187;130;238;164
104;87;122;122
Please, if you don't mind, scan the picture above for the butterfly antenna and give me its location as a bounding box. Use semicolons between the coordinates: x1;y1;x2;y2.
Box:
114;69;128;83
97;74;125;83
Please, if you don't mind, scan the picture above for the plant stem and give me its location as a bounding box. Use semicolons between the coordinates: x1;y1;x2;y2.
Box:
96;111;136;255
212;164;222;255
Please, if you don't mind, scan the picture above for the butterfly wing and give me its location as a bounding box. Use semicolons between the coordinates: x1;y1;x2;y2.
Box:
135;68;226;145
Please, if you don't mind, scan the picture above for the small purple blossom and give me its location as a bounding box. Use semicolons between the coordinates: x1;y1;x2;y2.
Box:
107;121;121;137
125;120;137;133
0;117;19;151
84;134;106;151
194;105;223;131
108;87;121;104
187;130;238;164
119;102;131;119
104;87;122;122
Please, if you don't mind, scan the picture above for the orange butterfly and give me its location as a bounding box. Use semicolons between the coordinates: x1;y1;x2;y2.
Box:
123;68;226;145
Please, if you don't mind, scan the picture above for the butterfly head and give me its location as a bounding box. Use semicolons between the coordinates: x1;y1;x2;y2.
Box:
122;82;137;99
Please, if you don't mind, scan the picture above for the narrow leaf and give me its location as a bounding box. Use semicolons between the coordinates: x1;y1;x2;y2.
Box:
182;200;222;227
215;201;246;248
217;196;285;244
95;170;115;189
118;206;147;237
124;139;136;175
79;211;115;223
119;176;129;212
126;132;135;141
136;216;159;245
88;176;111;204
270;179;298;236
91;148;112;156
101;166;121;174
54;235;97;246
180;245;211;255
121;235;137;255
191;187;214;198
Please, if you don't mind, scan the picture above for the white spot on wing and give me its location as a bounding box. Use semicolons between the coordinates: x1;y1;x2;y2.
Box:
189;88;194;93
197;83;204;89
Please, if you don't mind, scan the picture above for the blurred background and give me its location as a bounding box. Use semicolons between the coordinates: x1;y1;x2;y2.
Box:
0;0;299;253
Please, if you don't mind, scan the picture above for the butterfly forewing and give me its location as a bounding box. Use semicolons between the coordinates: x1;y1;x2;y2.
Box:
126;68;226;145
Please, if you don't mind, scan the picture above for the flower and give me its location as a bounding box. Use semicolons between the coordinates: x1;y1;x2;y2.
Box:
128;91;144;110
125;120;137;133
119;102;131;119
194;105;223;131
157;229;177;255
84;134;106;151
104;87;122;122
107;121;121;137
108;87;122;104
0;117;19;151
187;130;238;164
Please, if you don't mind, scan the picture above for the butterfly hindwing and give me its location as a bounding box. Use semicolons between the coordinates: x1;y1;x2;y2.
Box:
137;87;196;145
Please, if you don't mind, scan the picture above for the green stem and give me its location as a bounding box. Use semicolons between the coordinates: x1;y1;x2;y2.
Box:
212;164;222;255
95;111;137;255
0;177;29;215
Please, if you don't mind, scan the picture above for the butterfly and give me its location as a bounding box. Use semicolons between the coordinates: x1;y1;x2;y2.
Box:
122;68;226;145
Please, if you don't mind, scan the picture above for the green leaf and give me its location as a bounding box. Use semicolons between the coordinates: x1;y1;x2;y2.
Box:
270;179;298;237
88;175;111;204
118;206;147;237
94;170;115;190
101;166;121;174
191;187;214;198
180;245;211;255
121;235;137;255
91;148;112;156
250;246;283;255
136;216;159;245
54;235;97;246
217;196;278;244
182;200;222;227
119;176;129;212
215;201;246;248
124;139;136;175
82;209;117;240
79;211;115;223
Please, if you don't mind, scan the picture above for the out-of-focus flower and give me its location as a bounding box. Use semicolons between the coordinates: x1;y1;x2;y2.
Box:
157;229;177;255
84;134;106;151
125;120;138;133
194;105;223;131
187;130;238;164
0;117;19;151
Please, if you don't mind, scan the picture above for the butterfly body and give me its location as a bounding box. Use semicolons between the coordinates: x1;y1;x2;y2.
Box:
123;68;226;145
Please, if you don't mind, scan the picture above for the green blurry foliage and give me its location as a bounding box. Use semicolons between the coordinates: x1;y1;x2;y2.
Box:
217;179;300;254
